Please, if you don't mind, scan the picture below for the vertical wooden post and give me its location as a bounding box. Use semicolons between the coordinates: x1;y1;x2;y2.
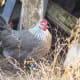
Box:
20;0;44;29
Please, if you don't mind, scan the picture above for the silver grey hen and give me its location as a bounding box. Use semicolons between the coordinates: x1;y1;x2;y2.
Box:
0;15;52;63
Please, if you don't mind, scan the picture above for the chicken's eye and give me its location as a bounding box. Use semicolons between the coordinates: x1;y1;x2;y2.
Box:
41;23;45;26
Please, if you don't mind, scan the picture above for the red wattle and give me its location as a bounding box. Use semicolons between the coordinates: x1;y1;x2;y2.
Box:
43;26;47;31
9;21;13;27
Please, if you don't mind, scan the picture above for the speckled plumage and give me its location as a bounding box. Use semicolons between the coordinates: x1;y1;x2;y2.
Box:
0;15;52;62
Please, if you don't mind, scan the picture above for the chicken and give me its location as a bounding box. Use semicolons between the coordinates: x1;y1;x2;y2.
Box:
0;15;52;63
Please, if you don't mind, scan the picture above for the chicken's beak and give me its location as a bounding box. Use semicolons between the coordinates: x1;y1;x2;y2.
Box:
47;25;49;28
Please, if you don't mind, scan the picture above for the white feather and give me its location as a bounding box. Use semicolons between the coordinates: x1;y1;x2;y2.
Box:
28;22;48;40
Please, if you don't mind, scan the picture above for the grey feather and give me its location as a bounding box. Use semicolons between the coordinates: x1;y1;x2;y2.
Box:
0;15;48;62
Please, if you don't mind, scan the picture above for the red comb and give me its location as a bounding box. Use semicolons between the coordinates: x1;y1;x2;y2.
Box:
40;20;47;31
9;21;13;27
40;20;47;25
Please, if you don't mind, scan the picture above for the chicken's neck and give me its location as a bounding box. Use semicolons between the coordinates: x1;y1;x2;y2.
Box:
29;26;47;40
